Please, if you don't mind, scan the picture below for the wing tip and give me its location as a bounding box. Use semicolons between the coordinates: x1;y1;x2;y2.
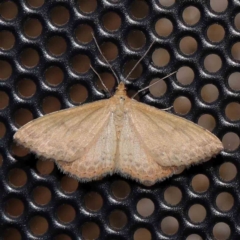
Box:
13;131;26;148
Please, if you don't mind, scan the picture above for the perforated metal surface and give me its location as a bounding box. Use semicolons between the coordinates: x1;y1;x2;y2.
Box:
0;0;240;239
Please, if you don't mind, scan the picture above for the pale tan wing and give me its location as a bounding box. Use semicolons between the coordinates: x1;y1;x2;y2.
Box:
126;100;223;167
116;113;178;184
56;111;117;180
14;99;114;163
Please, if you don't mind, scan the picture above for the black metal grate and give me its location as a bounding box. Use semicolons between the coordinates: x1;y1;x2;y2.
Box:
0;0;240;239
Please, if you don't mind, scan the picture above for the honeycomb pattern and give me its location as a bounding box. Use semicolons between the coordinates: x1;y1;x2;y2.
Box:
0;0;240;239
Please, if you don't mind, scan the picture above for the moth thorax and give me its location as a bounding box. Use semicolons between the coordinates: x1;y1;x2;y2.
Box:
113;106;125;135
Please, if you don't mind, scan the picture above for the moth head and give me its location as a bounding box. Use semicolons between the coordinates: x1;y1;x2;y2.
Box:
115;82;127;96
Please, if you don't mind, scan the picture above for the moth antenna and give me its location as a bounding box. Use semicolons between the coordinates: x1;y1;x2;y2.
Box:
124;40;156;81
131;71;178;99
90;65;112;96
92;33;120;84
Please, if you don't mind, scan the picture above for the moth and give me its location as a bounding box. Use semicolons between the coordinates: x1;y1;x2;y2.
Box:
14;38;223;185
14;81;223;185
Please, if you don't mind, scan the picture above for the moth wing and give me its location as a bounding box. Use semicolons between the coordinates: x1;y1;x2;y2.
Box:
126;100;223;167
56;110;117;180
14;99;116;165
116;112;178;184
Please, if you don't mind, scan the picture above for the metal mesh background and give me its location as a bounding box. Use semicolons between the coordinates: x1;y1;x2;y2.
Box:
0;0;240;239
